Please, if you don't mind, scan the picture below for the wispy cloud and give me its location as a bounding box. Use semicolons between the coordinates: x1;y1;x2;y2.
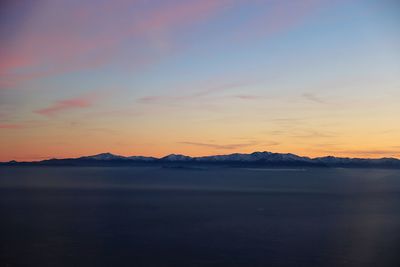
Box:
86;109;143;118
232;94;262;100
0;0;351;90
265;123;335;140
301;93;327;104
138;79;258;105
325;149;400;158
236;0;345;40
179;140;279;150
35;95;97;116
269;117;306;123
292;130;334;139
0;124;23;129
179;141;259;150
0;0;232;89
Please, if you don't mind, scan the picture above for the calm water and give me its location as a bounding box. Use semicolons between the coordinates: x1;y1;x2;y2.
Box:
0;167;400;267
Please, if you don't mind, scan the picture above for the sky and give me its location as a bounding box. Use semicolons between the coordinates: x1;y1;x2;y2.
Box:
0;0;399;161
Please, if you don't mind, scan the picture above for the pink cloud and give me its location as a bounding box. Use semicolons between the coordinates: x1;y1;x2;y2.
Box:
0;124;23;129
0;0;232;89
35;95;96;116
131;0;231;35
1;0;349;90
0;54;35;75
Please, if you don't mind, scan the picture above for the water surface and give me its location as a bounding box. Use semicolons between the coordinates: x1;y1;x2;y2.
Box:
0;167;399;267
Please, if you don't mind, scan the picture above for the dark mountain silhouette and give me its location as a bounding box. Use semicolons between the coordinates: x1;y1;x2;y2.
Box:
2;151;400;168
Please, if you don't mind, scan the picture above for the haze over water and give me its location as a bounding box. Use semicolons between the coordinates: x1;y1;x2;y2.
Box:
1;166;400;267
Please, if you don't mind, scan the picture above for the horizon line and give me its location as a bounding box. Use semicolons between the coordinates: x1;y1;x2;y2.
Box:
3;151;400;163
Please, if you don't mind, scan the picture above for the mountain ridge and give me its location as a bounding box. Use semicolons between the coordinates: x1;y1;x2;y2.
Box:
2;151;400;168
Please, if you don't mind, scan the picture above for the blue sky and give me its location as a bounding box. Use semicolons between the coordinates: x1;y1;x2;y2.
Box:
0;0;399;160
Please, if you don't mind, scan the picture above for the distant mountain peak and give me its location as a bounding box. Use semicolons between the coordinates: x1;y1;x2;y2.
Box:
83;152;125;160
2;151;399;168
161;154;193;161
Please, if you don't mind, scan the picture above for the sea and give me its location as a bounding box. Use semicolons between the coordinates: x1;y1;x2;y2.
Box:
0;166;399;267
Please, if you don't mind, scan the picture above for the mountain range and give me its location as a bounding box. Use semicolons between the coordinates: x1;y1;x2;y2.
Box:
2;151;400;168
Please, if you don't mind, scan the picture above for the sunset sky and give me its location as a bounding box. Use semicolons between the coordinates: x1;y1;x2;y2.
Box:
1;0;399;161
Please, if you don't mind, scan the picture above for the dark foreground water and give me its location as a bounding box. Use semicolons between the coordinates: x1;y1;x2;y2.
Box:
0;167;400;267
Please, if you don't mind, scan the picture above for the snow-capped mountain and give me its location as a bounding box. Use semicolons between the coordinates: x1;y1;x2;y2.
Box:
81;153;126;160
2;151;400;168
161;154;193;161
196;151;312;162
127;156;157;161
